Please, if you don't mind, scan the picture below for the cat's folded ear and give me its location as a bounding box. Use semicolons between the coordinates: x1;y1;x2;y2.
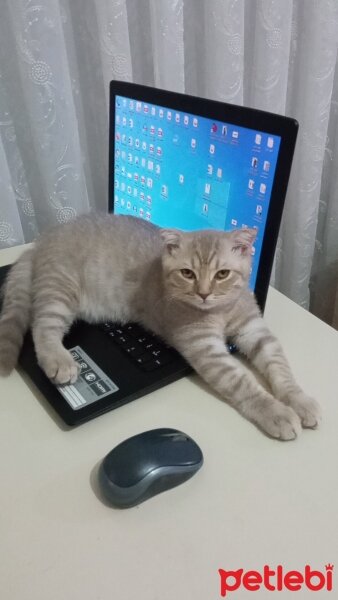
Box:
230;228;257;256
160;229;182;256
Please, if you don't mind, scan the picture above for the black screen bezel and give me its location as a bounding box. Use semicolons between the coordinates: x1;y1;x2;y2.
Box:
109;80;298;312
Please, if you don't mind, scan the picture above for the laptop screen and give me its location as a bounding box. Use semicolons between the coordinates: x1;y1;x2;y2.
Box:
110;81;298;312
113;94;281;290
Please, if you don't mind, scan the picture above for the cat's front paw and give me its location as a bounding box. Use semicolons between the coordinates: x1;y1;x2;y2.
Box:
258;402;302;441
287;392;321;429
39;350;80;385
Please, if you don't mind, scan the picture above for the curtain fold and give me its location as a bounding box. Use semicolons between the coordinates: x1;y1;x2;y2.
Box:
276;0;338;308
204;0;244;104
0;136;25;246
0;0;338;328
149;0;185;92
248;0;293;114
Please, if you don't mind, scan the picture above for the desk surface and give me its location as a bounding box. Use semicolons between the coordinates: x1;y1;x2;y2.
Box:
1;245;337;599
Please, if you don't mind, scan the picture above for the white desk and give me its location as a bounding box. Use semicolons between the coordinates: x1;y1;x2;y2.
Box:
1;245;337;599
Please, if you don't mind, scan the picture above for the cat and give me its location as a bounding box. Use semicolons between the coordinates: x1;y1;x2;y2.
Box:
0;213;320;440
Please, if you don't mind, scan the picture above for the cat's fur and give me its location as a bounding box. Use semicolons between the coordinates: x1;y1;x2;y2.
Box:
0;213;320;439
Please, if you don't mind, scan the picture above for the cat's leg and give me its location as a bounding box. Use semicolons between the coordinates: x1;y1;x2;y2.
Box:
233;317;321;429
174;328;302;440
32;289;80;384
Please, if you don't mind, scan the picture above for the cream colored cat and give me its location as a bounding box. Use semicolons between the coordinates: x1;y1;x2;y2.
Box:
0;213;320;440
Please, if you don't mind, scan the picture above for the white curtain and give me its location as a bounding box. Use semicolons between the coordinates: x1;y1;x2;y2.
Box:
0;0;338;324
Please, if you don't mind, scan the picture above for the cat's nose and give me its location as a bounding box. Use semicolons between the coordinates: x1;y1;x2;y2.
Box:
198;292;210;301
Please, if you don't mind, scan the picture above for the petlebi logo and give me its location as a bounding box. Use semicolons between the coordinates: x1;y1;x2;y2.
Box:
218;564;334;596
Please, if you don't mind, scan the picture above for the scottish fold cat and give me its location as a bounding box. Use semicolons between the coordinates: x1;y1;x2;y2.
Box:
0;214;320;439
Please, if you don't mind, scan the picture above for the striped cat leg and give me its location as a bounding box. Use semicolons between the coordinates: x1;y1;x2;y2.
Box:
233;317;321;429
32;297;79;385
174;328;301;440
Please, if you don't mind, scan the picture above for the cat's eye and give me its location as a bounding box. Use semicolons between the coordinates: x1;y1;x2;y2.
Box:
180;268;196;279
215;269;230;280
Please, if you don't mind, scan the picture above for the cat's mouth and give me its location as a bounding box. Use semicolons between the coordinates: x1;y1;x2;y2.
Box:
183;293;217;310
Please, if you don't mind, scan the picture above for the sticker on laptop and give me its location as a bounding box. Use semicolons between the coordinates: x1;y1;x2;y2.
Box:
57;346;119;410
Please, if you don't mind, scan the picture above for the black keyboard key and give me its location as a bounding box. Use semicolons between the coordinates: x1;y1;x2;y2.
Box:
127;324;148;338
151;348;167;358
135;353;154;365
125;345;146;358
154;352;174;365
135;335;152;345
101;322;114;331
114;334;133;348
101;321;176;370
144;341;160;351
142;354;174;371
112;327;124;336
107;327;124;339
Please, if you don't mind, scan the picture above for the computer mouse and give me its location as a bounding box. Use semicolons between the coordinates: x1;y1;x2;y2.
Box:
98;428;203;508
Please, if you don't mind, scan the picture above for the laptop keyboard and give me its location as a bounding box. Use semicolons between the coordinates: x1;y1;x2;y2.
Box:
100;322;178;371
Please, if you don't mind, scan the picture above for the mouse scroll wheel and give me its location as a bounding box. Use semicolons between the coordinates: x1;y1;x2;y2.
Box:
170;434;189;442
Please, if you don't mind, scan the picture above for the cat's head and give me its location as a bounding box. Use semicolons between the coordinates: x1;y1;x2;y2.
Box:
160;227;257;311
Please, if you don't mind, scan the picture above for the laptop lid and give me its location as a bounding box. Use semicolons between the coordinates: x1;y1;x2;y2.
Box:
109;81;298;312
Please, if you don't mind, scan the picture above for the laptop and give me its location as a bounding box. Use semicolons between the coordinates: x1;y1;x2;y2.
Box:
0;81;298;426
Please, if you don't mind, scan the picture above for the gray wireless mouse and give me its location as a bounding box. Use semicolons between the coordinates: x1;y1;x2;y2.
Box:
98;428;203;508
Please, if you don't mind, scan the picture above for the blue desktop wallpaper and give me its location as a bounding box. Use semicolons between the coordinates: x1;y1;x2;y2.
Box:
113;95;281;289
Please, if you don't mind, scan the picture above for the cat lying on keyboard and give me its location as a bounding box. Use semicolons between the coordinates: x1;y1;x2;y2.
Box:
0;214;320;440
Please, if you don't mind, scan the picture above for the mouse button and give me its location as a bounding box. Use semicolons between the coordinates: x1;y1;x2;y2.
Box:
103;443;158;488
155;438;202;467
182;440;203;465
